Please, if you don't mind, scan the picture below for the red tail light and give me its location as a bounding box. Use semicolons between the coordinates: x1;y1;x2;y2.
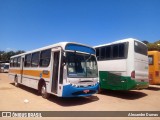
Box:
131;71;135;78
149;74;153;81
155;71;159;77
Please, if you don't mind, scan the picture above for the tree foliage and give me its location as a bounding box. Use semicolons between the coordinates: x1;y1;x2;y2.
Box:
142;40;160;51
0;50;25;62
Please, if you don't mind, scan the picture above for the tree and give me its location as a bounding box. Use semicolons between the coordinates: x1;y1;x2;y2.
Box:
142;40;149;45
147;40;160;51
0;50;25;62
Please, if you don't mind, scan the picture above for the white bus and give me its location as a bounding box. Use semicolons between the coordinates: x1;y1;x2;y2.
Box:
94;38;149;90
0;63;9;73
9;42;99;98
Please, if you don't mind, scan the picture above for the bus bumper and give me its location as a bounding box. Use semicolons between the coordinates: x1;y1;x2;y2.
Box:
62;83;99;97
135;82;149;89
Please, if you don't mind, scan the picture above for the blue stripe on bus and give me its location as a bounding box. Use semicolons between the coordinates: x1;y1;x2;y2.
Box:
65;44;95;54
62;83;99;97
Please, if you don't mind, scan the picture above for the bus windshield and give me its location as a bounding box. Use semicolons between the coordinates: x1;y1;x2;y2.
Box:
4;65;9;69
66;52;98;78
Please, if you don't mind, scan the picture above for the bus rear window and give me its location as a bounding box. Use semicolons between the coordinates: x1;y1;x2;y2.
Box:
134;41;147;56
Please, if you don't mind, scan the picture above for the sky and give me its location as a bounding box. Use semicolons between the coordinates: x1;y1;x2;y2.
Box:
0;0;160;51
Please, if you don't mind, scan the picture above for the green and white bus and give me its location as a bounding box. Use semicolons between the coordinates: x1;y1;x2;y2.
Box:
95;38;149;90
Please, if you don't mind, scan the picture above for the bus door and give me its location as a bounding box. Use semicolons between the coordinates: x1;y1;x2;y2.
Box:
51;47;62;94
20;57;24;83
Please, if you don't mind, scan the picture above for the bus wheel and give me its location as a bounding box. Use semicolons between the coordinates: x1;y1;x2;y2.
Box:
41;83;50;99
98;86;102;94
14;76;19;87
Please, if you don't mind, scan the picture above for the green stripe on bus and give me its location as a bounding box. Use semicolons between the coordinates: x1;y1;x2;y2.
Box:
99;71;149;90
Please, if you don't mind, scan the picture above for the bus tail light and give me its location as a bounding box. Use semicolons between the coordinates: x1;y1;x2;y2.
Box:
149;74;153;81
155;71;159;77
131;71;135;78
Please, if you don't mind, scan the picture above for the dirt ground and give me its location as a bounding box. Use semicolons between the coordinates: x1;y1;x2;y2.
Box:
0;73;160;120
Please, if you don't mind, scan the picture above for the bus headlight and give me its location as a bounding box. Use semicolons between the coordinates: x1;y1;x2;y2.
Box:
71;84;78;87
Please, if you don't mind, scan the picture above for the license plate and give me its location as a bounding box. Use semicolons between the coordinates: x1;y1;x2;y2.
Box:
83;90;90;93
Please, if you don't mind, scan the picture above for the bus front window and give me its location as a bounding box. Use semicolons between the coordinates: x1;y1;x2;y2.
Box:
4;65;9;69
66;52;98;78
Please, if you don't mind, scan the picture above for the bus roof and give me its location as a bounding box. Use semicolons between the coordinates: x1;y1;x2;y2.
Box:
94;38;145;48
10;42;95;58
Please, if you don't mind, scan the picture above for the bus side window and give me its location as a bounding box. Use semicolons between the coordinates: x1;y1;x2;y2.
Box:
10;58;13;67
31;52;40;67
17;57;21;67
40;49;51;67
25;54;31;67
100;47;106;60
113;45;118;58
13;57;18;67
106;46;111;59
113;43;125;59
119;44;125;57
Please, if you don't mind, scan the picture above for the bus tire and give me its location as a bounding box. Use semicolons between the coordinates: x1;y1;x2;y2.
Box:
14;76;19;87
98;86;103;94
41;83;50;99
